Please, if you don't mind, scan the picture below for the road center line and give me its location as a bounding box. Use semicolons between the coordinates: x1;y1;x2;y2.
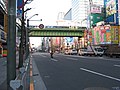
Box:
114;65;120;67
80;68;120;82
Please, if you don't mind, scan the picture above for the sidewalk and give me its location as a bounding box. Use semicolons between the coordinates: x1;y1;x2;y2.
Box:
0;53;46;90
0;52;19;90
0;57;7;90
31;55;47;90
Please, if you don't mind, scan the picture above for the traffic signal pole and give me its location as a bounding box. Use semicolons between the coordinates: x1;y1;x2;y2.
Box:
7;1;16;90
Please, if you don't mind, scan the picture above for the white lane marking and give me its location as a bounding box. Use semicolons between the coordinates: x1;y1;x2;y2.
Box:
67;57;78;61
41;55;46;57
51;58;58;62
80;68;120;82
114;65;120;67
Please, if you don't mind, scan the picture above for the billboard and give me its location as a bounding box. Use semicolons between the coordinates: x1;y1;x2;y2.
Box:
91;5;101;13
118;0;120;13
93;25;111;45
106;0;117;17
118;0;120;25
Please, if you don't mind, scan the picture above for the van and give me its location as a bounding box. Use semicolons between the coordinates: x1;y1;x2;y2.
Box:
86;45;104;56
93;46;104;56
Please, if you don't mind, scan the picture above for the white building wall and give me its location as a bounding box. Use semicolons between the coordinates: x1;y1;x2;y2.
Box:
72;0;89;27
71;0;104;27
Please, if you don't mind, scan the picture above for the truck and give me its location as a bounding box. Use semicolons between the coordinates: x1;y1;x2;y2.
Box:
101;44;120;58
86;45;104;56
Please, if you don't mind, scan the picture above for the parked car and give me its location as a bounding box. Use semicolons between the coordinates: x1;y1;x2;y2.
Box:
64;50;69;55
64;49;72;55
94;47;104;56
71;49;77;55
78;48;87;56
86;45;104;56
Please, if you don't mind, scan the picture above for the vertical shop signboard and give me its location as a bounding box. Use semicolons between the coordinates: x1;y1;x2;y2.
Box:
118;0;120;25
105;25;111;44
118;0;120;45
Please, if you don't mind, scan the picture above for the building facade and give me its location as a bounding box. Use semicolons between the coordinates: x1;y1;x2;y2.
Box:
0;0;7;57
72;0;89;27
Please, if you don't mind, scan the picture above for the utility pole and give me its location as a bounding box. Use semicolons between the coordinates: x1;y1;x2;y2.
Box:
7;1;16;90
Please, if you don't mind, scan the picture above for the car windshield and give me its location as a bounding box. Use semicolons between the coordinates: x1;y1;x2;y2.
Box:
72;49;76;51
95;48;103;52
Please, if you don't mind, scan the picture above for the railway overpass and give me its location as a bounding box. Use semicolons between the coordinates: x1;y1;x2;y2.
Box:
28;27;85;37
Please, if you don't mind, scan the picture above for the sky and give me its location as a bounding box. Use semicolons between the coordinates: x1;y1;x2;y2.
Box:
26;0;71;48
26;0;71;26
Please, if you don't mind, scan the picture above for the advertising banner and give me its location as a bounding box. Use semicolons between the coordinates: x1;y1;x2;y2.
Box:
111;26;119;44
106;0;117;17
91;5;101;13
56;37;60;45
93;25;111;45
118;0;120;25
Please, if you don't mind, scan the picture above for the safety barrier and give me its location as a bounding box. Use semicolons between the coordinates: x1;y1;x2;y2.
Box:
10;56;30;90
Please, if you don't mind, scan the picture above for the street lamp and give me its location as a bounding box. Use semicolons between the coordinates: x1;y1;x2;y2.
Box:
26;14;39;58
27;14;38;28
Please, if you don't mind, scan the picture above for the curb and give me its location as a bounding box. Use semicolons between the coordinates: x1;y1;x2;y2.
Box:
30;58;34;90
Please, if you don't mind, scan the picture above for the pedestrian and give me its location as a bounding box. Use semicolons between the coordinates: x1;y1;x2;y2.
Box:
50;50;54;58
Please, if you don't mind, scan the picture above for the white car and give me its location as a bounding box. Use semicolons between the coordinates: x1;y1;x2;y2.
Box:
78;48;87;56
86;45;104;56
71;49;77;55
64;50;69;55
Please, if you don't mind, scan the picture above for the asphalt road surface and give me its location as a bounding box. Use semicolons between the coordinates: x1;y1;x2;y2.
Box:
32;52;120;90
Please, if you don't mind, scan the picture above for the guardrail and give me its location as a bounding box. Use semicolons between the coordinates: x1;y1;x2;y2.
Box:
10;56;30;90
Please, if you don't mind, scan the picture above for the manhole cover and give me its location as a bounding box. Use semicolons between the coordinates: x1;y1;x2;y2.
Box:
84;87;110;90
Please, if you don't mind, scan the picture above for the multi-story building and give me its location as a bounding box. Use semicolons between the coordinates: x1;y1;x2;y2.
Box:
72;0;89;27
0;0;7;57
91;0;120;45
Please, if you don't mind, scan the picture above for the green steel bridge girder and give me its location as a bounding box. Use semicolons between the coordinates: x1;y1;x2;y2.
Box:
29;29;84;37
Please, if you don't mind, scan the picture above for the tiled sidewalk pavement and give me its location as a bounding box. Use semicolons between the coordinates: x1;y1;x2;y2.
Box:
0;52;19;90
0;57;7;90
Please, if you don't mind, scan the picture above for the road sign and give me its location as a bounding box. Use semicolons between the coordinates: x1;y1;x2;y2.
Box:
39;24;44;29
